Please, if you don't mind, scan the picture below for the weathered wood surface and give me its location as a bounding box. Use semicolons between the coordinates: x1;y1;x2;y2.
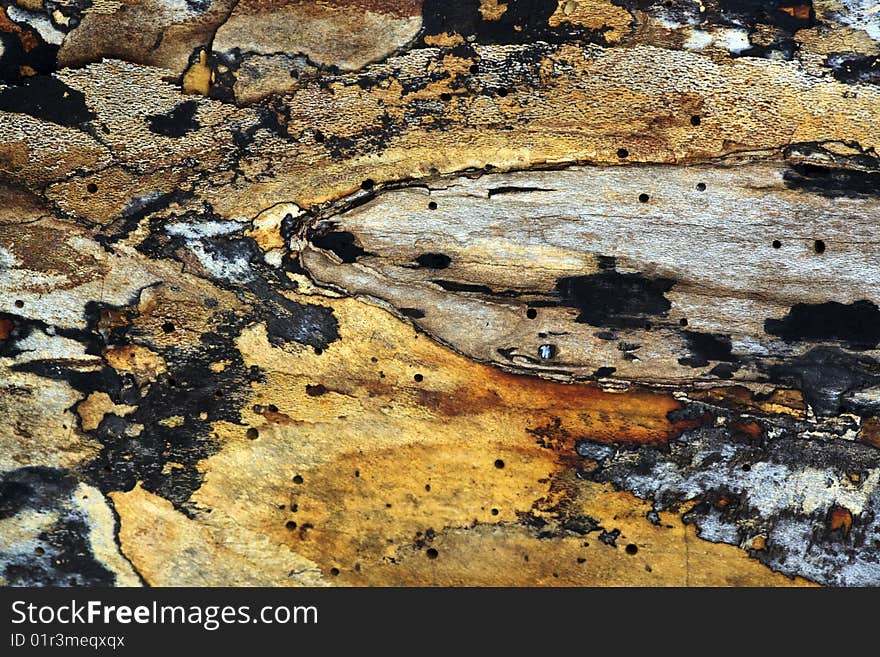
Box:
2;0;880;587
302;158;880;386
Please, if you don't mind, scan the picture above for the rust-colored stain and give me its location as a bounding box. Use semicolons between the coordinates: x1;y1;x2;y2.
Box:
858;417;880;449
731;420;763;443
780;5;812;20
0;7;38;53
828;506;853;535
2;0;879;590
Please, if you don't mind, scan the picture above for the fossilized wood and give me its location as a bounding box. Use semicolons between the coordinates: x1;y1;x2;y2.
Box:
3;0;880;588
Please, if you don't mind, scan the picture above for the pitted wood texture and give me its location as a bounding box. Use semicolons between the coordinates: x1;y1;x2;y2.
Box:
2;0;880;587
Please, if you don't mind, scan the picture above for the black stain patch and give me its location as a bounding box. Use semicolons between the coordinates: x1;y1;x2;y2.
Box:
0;19;59;82
765;300;880;351
322;112;399;161
0;467;116;587
432;279;494;294
678;331;736;368
98;190;192;246
146;100;201;137
555;259;675;329
4;295;251;512
3;515;116;587
0;75;95;127
0;313;44;358
140;211;341;352
593;366;617;378
421;0;614;46
0;467;77;519
311;231;368;264
82;311;260;511
826;52;880;86
561;516;600;536
10;290;329;514
261;291;340;351
767;347;880;417
709;362;740;379
414;253;451;269
231;95;291;149
613;0;813;60
598;528;620;547
722;0;815;48
487;186;554;197
400;307;426;318
783;163;880;198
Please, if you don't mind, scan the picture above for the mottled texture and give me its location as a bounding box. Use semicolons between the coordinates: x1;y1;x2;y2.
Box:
1;0;879;587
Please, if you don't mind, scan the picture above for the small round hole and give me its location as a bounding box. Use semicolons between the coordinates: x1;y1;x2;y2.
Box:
426;548;439;559
330;567;340;576
616;148;629;159
439;92;452;102
285;520;297;530
293;474;304;484
490;508;499;516
496;88;508;97
34;547;45;556
314;130;325;143
690;115;701;126
428;201;438;210
494;459;505;469
638;193;650;203
526;308;537;319
742;464;751;472
361;179;375;191
625;543;638;555
679;318;688;326
14;299;23;308
313;347;323;355
86;183;98;194
161;322;175;333
695;182;706;191
413;373;424;382
469;63;479;74
772;240;781;249
246;427;259;440
814;239;826;254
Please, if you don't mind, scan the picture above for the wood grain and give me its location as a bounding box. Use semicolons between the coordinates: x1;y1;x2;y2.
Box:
2;0;880;588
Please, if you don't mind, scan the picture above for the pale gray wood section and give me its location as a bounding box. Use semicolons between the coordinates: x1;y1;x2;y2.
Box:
300;160;880;386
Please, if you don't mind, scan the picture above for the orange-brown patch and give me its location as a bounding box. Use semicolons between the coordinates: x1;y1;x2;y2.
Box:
858;417;880;449
780;5;811;20
103;344;167;382
731;420;763;443
828;506;853;535
0;7;38;52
